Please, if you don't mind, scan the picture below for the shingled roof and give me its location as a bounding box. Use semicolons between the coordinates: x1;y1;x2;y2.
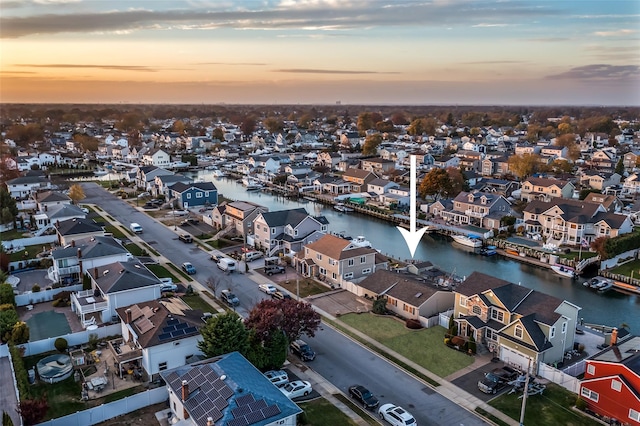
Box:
304;233;377;260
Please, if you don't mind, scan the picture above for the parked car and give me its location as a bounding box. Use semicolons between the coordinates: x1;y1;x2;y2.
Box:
242;251;263;262
160;282;178;292
178;234;193;243
348;385;379;410
137;192;150;198
378;404;416;426
477;366;519;394
181;218;199;226
264;265;286;276
290;339;315;361
279;380;312;399
258;284;277;294
210;253;222;262
181;262;196;274
220;289;239;307
264;370;289;388
169;209;189;216
271;290;292;300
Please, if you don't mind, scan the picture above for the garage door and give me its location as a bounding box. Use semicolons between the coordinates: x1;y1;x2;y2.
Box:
500;346;532;372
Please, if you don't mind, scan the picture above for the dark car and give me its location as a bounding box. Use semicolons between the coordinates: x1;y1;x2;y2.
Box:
220;289;240;307
290;339;315;361
348;385;379;410
264;265;286;276
181;262;196;275
272;290;292;300
478;366;519;394
178;234;193;243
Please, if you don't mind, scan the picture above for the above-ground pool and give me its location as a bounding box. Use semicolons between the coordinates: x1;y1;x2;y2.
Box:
36;354;73;383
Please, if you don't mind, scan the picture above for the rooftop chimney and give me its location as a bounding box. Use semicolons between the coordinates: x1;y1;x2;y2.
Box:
77;248;82;258
611;327;618;346
181;380;189;402
71;240;75;248
44;205;48;212
93;267;98;279
125;309;132;324
207;417;214;426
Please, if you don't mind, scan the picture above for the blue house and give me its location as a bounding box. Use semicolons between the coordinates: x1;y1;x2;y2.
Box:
169;181;218;208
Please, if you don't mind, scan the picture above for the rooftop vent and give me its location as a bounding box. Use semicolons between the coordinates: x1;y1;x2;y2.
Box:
415;292;423;298
103;270;109;275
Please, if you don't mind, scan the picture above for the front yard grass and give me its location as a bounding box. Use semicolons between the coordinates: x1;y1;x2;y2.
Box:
0;228;24;240
339;313;474;377
145;264;179;282
103;225;127;240
298;397;359;426
609;258;640;277
124;243;145;256
181;294;216;313
488;383;601;426
274;277;330;298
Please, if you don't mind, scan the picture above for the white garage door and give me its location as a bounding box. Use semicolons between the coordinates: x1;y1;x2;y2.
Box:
500;346;532;372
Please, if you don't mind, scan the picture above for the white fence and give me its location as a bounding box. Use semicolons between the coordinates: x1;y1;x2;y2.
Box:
600;249;639;269
1;345;24;426
15;284;83;307
438;309;455;328
538;362;581;393
36;386;168;426
18;323;121;357
2;235;58;251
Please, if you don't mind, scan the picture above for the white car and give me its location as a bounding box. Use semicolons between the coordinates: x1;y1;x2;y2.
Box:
378;404;417;426
258;284;277;295
279;380;312;399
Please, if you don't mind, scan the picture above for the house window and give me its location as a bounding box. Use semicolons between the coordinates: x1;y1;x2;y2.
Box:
490;309;504;322
158;362;168;371
271;228;276;234
186;193;191;199
329;259;336;266
344;272;354;279
459;296;467;307
360;256;366;263
316;254;322;261
562;322;567;334
321;225;327;231
403;304;415;315
581;387;599;402
196;192;203;198
362;268;371;274
205;192;209;197
550;327;555;339
348;259;354;266
515;325;523;339
587;364;595;375
472;305;482;316
332;273;337;280
611;379;622;392
630;409;640;422
319;267;326;275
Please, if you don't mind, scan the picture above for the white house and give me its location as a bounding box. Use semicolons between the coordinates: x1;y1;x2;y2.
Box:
142;149;171;167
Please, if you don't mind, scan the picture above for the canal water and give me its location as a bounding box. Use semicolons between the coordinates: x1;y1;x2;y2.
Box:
193;171;640;332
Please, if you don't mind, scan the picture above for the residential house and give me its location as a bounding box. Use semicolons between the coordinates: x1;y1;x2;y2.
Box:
318;177;352;195
454;272;581;374
366;178;399;196
49;235;133;284
34;203;86;230
71;258;165;325
114;299;206;381
169;182;218;209
135;166;174;191
6;174;52;199
540;145;568;161
456;150;483;172
360;157;396;175
588;149;616;172
154;174;193;198
294;233;380;287
432;191;516;230
432;155;460;170
583;193;624;213
520;177;574;202
142;148;171;167
253;208;328;258
622;152;638;170
514;143;540;155
481;155;510;177
160;352;301;426
522;199;633;247
342;168;378;192
316;152;341;170
623;173;640;196
218;201;268;237
354;270;454;321
580;333;640;425
55;217;105;246
379;185;411;209
580;171;621;191
476;178;520;198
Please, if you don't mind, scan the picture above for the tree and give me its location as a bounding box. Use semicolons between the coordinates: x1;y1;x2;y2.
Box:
245;328;288;371
419;168;451;200
244;299;321;343
372;296;387;314
362;134;382;156
507;153;540;179
240;116;257;136
198;312;248;358
10;321;29;345
407;118;436;136
0;283;15;306
54;337;68;352
615;158;625;175
0;309;18;343
263;117;284;134
591;236;609;259
18;397;48;426
357;112;381;134
67;184;85;205
554;134;580;161
0;188;18;226
73;134;99;152
212;127;225;141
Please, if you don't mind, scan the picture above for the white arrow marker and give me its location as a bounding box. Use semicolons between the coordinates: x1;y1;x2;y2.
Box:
397;155;429;258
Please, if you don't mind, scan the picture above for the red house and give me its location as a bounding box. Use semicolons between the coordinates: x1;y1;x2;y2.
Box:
580;333;640;425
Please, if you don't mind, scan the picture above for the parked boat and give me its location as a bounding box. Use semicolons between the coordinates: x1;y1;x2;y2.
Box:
246;183;263;191
550;264;575;278
585;277;614;292
334;203;354;213
597;281;614;293
350;236;372;248
480;245;497;256
451;234;483;248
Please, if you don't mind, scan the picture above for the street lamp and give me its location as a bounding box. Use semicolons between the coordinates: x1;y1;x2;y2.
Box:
172;203;177;230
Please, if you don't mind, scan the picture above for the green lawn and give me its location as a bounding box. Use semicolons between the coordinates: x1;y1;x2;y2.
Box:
0;228;24;240
609;258;640;277
489;383;601;426
333;394;378;426
339;313;474;377
298;398;359;426
8;244;44;262
146;263;179;281
103;224;127;239
181;294;216;313
124;243;146;256
167;263;194;281
275;277;330;298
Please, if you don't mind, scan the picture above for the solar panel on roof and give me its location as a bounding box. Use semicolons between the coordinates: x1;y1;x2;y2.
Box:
184;326;198;334
248;399;267;412
191;405;206;420
246;410;266;425
162;325;176;333
200;381;213;393
213;396;228;410
207;407;222;423
261;404;281;419
176;322;188;330
236;393;255;407
232;405;251;418
220;386;234;400
158;333;171;341
167;318;179;326
171;329;186;338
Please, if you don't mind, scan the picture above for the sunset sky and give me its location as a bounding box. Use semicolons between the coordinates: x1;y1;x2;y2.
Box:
1;0;639;105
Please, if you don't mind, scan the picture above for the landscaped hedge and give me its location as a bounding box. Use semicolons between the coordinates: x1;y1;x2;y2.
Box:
9;345;31;400
605;230;640;258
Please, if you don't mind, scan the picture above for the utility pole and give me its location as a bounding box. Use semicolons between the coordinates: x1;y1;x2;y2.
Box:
296;277;300;300
519;358;532;426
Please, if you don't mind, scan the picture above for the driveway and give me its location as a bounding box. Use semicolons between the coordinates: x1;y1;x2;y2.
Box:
308;290;371;316
451;360;517;402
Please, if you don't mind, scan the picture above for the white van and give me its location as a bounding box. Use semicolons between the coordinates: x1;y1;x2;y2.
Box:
130;223;143;234
242;251;264;262
217;258;236;272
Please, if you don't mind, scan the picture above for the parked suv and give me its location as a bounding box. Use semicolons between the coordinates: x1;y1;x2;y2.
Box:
290;339;315;361
264;265;286;276
178;234;193;243
220;289;240;307
478;366;519;394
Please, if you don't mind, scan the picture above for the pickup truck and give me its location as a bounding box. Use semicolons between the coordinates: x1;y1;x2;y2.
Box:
478;366;519;394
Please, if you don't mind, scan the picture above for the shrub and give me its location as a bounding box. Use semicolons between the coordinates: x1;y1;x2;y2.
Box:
31;284;40;293
18;397;48;426
468;335;477;354
54;337;68;353
88;333;99;350
405;318;422;329
9;345;30;400
444;337;451;346
575;397;587;410
372;296;388;315
0;303;14;311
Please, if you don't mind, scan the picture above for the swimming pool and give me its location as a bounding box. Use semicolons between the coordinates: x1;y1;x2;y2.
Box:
36;354;73;384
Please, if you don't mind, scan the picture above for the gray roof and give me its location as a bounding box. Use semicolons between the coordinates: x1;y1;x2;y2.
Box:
358;270;440;307
52;235;128;260
259;208;310;227
169;181;217;193
48;204;85;219
36;191;70;203
93;259;161;294
55;217;103;236
7;175;49;185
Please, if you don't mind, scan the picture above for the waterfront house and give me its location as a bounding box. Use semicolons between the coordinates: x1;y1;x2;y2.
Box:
252;208;328;258
55;217;105;246
432;191;516;230
581;333;640;426
6;174;52;200
453;272;581;374
169;182;218;209
476;178;520;198
114;299;206;381
142;148;171;167
583;193;625;213
71;258;165;325
219;201;268;238
342;168;378;192
520;177;574;202
135;166;174;192
579;170;621;191
355;269;454;322
49;235;133;284
161;352;301;426
154;173;193;198
294;233;380;287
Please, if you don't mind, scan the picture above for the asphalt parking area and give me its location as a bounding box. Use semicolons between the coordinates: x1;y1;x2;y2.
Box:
308;289;371;316
450;361;514;402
